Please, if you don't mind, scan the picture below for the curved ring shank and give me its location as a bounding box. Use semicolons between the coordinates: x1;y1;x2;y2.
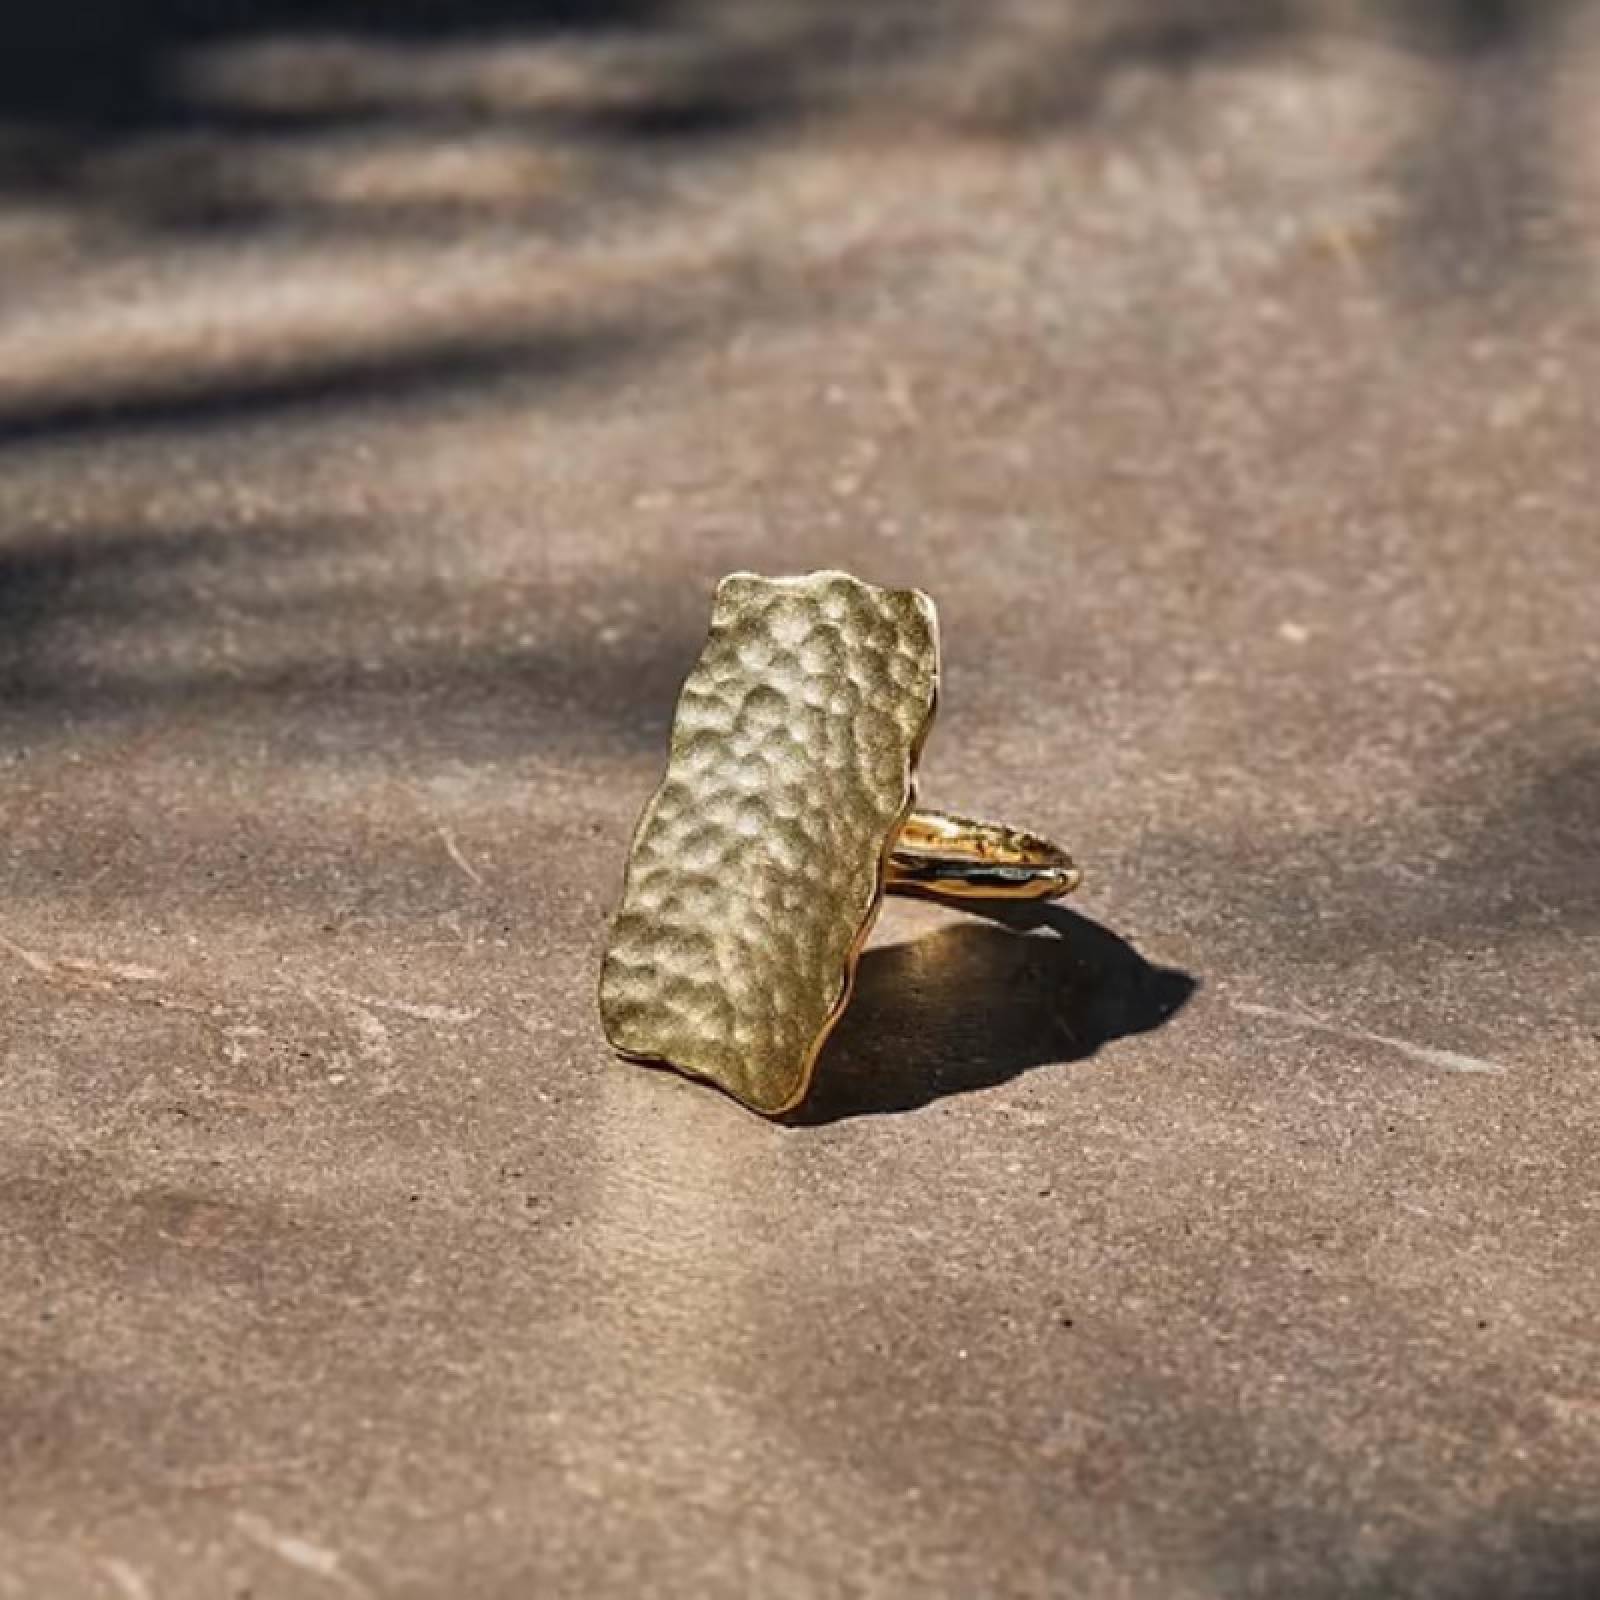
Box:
886;808;1081;903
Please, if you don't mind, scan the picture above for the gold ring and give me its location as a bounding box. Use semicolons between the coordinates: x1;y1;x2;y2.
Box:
599;570;1080;1115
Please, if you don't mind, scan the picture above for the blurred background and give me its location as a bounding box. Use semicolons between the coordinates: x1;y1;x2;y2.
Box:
2;4;1597;1597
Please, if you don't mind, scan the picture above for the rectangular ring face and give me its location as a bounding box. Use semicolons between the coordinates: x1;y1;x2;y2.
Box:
599;571;939;1113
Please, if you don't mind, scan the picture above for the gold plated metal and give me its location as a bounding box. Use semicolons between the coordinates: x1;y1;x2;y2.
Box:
888;809;1081;902
599;571;1078;1116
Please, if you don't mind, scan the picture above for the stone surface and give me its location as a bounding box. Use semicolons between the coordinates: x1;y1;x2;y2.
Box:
1;4;1599;1597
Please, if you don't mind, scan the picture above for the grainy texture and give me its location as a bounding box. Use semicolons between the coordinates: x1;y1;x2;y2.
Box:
600;571;937;1112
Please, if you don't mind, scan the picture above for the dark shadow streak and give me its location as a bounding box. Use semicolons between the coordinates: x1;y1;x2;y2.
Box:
0;322;647;448
0;1;670;131
1394;0;1577;56
0;518;705;763
792;902;1196;1125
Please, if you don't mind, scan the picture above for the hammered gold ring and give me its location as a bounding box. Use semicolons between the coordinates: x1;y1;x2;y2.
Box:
598;570;1080;1116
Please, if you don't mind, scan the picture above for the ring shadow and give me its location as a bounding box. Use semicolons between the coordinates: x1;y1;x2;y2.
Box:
791;903;1198;1125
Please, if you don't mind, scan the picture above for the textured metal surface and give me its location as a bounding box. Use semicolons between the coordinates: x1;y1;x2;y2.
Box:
599;571;938;1113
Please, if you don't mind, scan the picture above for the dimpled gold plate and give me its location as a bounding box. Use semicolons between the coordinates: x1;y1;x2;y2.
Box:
599;571;939;1114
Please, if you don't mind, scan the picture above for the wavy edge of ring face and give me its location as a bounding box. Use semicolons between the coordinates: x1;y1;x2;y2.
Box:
598;570;939;1114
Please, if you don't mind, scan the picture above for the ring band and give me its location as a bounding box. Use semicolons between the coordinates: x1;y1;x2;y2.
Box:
887;808;1080;903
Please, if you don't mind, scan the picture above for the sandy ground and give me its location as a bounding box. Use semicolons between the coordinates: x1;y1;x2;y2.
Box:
2;4;1598;1596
